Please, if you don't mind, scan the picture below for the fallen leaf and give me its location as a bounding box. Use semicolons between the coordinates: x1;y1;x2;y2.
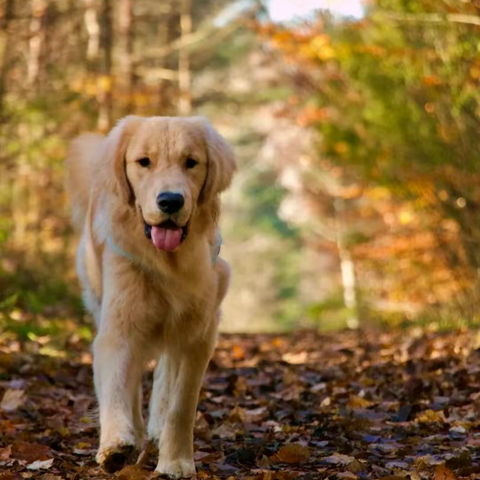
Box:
282;351;308;364
245;406;268;422
416;409;444;423
416;454;446;467
228;405;246;423
0;389;25;412
347;395;372;409
0;445;12;461
194;412;211;438
449;426;466;439
336;473;358;479
386;461;409;470
434;465;458;480
73;448;96;455
232;345;245;360
376;477;406;480
0;474;24;480
11;442;51;463
212;423;237;440
27;459;54;470
194;450;224;464
322;454;356;466
346;459;366;473
257;455;270;467
274;444;310;464
115;465;151;480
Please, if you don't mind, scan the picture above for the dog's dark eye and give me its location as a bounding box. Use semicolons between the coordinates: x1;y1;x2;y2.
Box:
137;157;151;168
185;158;198;169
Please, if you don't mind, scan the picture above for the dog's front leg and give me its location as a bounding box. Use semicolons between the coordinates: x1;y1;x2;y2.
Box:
147;354;173;442
154;326;216;479
93;328;143;472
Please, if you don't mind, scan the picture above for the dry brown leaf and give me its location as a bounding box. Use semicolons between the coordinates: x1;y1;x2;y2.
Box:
39;475;64;480
0;473;24;480
347;395;372;409
194;412;211;439
376;477;407;480
434;465;458;480
228;405;247;423
346;459;366;473
232;345;245;360
274;443;310;464
322;454;356;466
245;406;268;422
115;465;151;480
257;455;270;468
11;442;51;463
416;409;444;423
0;445;12;461
1;389;25;412
212;423;237;440
282;351;308;364
194;450;224;464
26;459;54;470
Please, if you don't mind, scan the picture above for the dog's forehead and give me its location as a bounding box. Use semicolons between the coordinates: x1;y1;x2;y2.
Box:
131;118;205;154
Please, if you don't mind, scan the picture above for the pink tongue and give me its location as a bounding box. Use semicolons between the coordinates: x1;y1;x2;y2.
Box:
151;226;183;252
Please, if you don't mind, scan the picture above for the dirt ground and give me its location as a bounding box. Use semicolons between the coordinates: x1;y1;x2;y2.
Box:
1;329;480;479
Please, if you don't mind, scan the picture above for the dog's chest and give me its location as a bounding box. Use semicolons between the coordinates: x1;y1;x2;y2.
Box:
137;271;212;337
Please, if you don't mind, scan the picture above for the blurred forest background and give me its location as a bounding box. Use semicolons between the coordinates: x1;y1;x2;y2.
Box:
0;0;479;346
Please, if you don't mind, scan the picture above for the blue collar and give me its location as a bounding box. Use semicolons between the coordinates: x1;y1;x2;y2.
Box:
106;231;222;265
212;230;222;265
106;236;137;263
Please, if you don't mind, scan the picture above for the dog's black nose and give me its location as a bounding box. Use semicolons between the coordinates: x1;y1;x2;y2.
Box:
157;192;185;214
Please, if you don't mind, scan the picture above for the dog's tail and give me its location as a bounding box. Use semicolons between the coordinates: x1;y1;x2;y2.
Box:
65;133;105;232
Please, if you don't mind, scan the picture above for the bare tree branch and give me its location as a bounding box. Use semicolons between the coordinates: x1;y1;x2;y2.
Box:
376;11;480;27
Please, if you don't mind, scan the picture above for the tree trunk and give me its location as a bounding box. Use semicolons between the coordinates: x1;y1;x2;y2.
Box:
338;240;359;329
119;0;134;113
27;0;47;88
157;11;177;115
11;164;29;249
97;0;113;131
334;198;359;329
0;0;14;117
178;0;192;115
84;0;100;64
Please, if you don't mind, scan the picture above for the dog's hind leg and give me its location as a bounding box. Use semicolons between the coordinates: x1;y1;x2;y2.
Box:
132;383;144;447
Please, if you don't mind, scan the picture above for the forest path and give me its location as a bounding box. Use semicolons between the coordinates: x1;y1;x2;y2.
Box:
0;329;479;479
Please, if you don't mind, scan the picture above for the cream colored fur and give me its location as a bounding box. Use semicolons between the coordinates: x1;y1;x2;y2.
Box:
66;116;236;478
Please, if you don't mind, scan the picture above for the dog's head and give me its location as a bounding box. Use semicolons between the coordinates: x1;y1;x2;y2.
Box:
102;116;236;252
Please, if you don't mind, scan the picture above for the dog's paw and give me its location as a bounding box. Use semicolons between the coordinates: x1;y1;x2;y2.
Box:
147;423;162;443
96;444;136;473
155;457;196;479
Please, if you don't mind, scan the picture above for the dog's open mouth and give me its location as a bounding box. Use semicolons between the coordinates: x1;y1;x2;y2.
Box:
144;220;188;252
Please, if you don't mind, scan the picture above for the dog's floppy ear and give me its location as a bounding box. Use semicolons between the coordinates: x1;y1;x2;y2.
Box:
102;115;144;204
198;118;236;204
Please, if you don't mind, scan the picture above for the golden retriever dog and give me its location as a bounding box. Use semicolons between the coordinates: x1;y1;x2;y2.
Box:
66;116;236;477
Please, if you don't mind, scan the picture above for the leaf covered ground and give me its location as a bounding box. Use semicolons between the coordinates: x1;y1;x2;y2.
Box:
1;329;480;480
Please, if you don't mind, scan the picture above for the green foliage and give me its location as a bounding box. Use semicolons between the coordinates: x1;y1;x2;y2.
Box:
244;169;299;239
307;292;354;331
265;0;480;326
223;157;303;329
